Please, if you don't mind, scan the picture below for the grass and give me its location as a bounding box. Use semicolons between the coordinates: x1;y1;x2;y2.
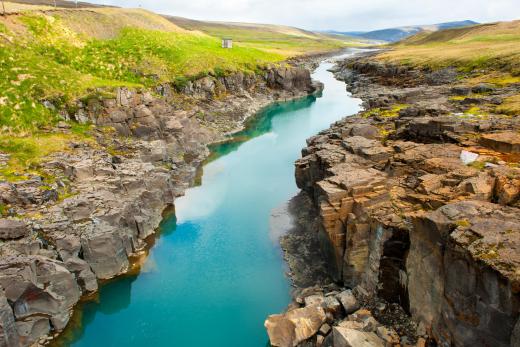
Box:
361;104;409;118
0;126;94;181
0;6;349;181
377;20;520;75
166;16;355;56
0;11;286;132
496;94;520;115
465;72;520;87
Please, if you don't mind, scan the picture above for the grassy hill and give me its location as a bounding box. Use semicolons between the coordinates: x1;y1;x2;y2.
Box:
334;20;478;43
166;16;359;56
377;20;520;115
0;2;353;181
0;3;357;133
377;20;520;75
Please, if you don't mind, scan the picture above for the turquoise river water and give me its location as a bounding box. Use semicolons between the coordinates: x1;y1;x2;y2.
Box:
62;51;362;347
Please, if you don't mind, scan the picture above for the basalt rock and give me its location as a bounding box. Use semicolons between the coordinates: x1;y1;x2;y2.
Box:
0;219;28;240
0;59;319;345
279;55;520;347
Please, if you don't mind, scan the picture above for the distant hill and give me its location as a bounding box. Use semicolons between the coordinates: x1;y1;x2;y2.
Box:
4;0;113;8
376;19;520;74
330;20;478;42
166;16;363;56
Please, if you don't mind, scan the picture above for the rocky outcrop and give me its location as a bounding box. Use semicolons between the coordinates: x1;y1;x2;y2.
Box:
0;64;318;345
270;54;520;347
265;286;416;347
265;304;327;347
409;201;519;347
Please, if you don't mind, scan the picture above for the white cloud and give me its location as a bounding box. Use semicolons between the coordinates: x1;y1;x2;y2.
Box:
88;0;520;31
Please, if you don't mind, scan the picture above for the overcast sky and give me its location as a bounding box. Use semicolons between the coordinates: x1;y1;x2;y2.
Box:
86;0;520;31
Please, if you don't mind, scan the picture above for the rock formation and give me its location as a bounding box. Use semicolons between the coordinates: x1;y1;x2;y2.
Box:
0;64;318;346
270;53;520;347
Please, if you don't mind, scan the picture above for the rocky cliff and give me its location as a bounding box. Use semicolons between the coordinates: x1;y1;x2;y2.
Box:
0;64;318;347
267;55;520;347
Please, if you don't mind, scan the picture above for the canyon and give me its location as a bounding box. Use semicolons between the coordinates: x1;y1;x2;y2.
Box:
1;4;520;346
267;52;520;347
0;62;321;346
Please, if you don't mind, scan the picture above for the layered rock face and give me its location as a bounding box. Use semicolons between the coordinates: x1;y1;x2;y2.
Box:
285;57;520;346
0;65;317;346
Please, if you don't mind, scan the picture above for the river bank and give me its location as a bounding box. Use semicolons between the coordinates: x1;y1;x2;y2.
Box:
49;53;363;346
266;52;520;347
0;53;327;345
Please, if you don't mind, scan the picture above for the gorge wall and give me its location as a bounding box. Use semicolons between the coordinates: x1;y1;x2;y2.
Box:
0;65;319;347
281;56;520;347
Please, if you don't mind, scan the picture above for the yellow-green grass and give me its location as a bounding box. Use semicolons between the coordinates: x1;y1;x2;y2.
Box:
465;72;520;87
0;123;94;181
497;94;520;115
0;10;287;132
362;104;409;118
0;7;298;178
167;16;355;56
377;20;520;74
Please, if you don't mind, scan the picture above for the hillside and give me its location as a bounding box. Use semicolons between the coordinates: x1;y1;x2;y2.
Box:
166;16;360;56
377;19;520;115
331;20;478;42
377;20;520;74
1;5;321;133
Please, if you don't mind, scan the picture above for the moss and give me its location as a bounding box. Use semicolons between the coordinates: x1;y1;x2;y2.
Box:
362;104;409;119
0;132;94;182
468;160;486;170
0;203;8;217
455;219;471;228
496;93;520;115
465;106;482;115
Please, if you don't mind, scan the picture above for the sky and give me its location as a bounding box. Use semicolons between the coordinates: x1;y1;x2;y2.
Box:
86;0;520;31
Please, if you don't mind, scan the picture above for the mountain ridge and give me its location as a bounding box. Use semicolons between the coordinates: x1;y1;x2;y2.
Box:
328;20;479;42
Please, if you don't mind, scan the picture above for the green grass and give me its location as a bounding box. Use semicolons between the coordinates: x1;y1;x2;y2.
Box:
166;16;354;56
0;12;286;132
0;124;96;181
361;104;409;118
0;7;348;179
497;94;520;115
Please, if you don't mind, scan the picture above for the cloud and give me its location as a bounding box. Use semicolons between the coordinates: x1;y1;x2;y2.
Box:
88;0;520;31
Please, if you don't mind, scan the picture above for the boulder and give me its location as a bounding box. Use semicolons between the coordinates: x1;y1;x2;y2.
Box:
333;327;385;347
265;305;326;347
322;296;342;317
0;219;28;240
16;317;50;347
350;125;380;140
480;132;520;153
0;288;19;347
460;150;479;165
304;294;325;307
450;86;470;96
471;83;495;94
337;290;360;315
81;227;129;279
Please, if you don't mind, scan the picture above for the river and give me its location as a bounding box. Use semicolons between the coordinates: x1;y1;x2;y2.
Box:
61;50;363;347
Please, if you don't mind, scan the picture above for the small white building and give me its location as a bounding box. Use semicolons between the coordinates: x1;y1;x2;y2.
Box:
222;38;233;49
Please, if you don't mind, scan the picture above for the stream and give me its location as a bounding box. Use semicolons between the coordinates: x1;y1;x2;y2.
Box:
62;50;363;347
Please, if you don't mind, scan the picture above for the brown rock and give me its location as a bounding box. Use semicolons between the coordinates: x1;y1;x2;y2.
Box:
337;290;360;314
265;305;326;347
0;219;28;240
480;132;520;153
333;327;385;347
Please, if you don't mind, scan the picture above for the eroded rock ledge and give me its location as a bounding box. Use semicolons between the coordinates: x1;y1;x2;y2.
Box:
269;55;520;347
0;64;319;346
